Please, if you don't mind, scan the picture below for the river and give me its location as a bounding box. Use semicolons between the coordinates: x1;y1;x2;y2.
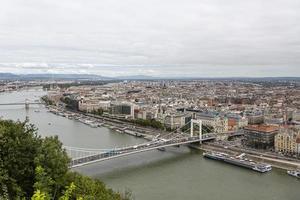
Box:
0;88;299;200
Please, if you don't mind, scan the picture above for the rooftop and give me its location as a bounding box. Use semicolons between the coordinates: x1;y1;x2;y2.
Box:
244;124;279;133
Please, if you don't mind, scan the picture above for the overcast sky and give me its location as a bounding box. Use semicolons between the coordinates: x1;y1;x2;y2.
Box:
0;0;299;77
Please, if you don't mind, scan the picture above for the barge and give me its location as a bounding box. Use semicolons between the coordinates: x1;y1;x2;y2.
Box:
203;151;272;173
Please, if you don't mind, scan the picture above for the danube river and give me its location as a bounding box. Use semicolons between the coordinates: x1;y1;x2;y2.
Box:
0;88;299;200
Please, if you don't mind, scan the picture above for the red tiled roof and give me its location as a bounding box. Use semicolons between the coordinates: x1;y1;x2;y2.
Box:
244;124;279;133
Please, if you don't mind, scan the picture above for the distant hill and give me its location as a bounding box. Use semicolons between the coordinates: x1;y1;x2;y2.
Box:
0;73;113;81
0;73;299;81
0;73;20;79
115;75;159;80
21;74;113;80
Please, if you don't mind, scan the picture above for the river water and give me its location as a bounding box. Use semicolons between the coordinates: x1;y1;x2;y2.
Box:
0;88;299;200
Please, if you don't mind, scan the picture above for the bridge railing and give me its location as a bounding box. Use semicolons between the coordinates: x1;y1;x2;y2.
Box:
67;134;217;161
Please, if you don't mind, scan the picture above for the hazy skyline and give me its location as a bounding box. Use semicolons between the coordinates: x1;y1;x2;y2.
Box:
0;0;300;77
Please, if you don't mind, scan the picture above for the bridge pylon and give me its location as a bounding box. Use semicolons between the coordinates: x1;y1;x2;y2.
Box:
190;119;202;144
25;99;29;109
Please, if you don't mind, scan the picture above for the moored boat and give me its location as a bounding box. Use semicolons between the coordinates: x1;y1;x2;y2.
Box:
203;151;272;173
287;170;300;178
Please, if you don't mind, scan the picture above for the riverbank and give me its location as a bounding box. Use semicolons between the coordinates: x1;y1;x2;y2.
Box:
45;105;159;141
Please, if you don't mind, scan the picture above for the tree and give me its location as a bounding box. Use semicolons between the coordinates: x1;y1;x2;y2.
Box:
0;120;40;198
0;119;131;200
132;119;164;130
34;136;70;196
41;96;55;106
91;108;104;116
33;166;53;199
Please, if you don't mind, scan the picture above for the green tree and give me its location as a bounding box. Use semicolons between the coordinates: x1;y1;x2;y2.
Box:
63;172;123;200
34;136;70;196
33;166;53;199
91;108;104;116
132;119;164;130
0;120;40;198
31;190;49;200
0;119;130;200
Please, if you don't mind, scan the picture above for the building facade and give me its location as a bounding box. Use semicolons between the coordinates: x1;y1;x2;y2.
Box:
244;125;279;149
195;112;228;133
275;128;300;155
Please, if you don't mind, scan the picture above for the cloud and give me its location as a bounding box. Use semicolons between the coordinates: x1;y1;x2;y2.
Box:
0;0;299;76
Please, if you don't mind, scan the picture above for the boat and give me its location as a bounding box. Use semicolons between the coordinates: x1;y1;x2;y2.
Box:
287;170;300;178
89;123;98;128
203;151;228;161
157;147;166;151
203;151;272;173
252;163;272;173
97;123;104;127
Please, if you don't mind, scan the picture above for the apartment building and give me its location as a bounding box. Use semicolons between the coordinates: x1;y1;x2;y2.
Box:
195;112;228;133
275;128;300;155
78;98;111;112
164;113;192;130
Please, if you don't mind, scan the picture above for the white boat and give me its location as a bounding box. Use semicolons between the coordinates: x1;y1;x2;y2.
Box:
287;170;300;178
252;164;272;173
89;123;98;128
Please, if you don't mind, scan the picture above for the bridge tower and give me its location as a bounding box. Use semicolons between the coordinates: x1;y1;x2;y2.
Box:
25;99;29;110
190;119;202;144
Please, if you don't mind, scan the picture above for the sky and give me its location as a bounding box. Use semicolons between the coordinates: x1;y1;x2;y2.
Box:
0;0;299;77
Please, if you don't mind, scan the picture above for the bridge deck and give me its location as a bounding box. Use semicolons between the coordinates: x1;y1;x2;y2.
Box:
69;135;216;168
0;102;42;105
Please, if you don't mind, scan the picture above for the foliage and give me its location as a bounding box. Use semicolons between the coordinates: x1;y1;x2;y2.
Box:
0;119;131;200
58;182;76;200
41;96;55;106
0;120;40;198
131;119;164;130
60;97;78;110
31;190;49;200
33;166;53;199
63;172;127;200
91;108;104;116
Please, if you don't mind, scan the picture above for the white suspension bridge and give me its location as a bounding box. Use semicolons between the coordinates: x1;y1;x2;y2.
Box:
0;99;42;109
65;119;217;168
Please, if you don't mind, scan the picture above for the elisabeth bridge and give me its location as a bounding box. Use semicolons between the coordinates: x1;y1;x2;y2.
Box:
64;119;217;168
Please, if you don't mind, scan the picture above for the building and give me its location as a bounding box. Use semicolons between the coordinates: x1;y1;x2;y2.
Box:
247;113;264;125
78;98;111;112
195;112;228;133
164;113;191;130
227;114;248;131
293;111;300;121
275;128;300;156
244;124;279;149
110;102;134;118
